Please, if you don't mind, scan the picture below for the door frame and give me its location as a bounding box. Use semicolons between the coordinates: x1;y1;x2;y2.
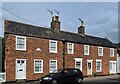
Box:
87;60;93;75
16;59;26;80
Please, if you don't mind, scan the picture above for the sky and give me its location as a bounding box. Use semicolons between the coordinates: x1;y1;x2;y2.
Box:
0;1;119;43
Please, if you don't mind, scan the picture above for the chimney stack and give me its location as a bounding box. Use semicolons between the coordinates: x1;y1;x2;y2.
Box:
78;20;85;35
51;16;60;33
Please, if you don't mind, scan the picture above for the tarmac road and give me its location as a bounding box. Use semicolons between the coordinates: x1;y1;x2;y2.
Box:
1;74;120;84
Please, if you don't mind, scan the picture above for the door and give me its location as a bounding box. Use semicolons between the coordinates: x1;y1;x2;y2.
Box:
16;59;26;79
87;61;92;75
110;61;116;74
117;56;120;73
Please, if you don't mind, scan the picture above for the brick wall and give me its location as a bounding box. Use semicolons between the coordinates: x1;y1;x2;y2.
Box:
5;34;117;81
5;34;63;81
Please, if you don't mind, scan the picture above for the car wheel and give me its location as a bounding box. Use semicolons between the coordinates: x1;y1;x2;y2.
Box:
52;80;57;84
77;78;83;84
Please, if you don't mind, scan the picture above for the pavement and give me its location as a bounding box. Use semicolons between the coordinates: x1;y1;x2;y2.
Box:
83;75;120;82
1;74;120;84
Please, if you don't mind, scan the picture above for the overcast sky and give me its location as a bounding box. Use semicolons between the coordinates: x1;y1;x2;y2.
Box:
0;2;118;43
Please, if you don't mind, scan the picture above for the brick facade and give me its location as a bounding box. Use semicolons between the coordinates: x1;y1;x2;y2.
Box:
5;33;117;81
5;34;63;81
4;17;117;82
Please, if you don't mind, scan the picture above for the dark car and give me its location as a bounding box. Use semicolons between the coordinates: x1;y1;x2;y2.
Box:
39;68;83;84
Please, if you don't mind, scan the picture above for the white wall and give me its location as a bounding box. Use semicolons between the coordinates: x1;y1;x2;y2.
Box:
117;54;120;73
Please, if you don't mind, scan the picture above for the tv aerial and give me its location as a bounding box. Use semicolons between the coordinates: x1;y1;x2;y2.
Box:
47;9;53;16
78;18;84;26
54;9;59;16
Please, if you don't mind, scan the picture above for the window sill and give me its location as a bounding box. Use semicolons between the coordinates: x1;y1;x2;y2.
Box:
16;49;26;51
34;72;43;74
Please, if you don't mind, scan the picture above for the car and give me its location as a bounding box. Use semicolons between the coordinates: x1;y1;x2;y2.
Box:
39;68;83;84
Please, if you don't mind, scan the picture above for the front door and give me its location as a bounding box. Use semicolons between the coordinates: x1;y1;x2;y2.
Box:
16;59;26;79
87;61;92;75
110;61;116;74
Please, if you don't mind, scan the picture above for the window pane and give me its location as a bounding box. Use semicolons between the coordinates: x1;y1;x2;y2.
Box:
68;43;73;54
110;63;112;70
50;61;57;73
110;49;114;56
96;61;101;71
76;61;81;70
50;41;57;52
16;37;26;50
34;60;43;73
84;45;89;55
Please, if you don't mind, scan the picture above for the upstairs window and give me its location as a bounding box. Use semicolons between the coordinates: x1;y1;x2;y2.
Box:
16;36;26;50
84;45;89;55
67;43;74;54
49;40;57;53
110;48;114;57
98;47;103;56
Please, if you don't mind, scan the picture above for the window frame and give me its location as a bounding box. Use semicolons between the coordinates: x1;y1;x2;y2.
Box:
98;47;103;56
49;40;57;53
67;43;74;54
96;59;102;72
34;59;43;73
74;58;83;71
49;60;57;73
16;36;26;51
84;45;90;55
110;48;114;57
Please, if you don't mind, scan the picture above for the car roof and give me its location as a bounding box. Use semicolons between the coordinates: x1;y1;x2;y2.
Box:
61;68;80;70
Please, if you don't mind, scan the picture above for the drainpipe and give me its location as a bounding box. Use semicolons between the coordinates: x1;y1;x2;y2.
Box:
62;41;65;69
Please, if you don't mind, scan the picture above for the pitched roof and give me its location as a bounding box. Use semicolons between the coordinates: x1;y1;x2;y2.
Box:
5;20;116;48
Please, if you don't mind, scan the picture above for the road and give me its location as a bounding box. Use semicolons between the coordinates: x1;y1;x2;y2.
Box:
2;75;120;84
83;75;120;84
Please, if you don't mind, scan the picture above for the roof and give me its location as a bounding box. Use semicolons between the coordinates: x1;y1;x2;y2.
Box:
113;43;118;48
5;20;116;48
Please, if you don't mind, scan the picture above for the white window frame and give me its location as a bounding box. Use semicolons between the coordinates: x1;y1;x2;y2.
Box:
49;40;57;53
49;60;57;73
67;43;74;54
98;47;103;56
110;48;114;57
84;45;89;55
34;59;43;73
96;59;102;72
16;36;26;51
74;58;83;71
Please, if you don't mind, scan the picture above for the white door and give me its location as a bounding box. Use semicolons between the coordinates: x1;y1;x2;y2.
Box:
16;59;26;79
110;61;116;74
117;56;120;73
87;60;92;75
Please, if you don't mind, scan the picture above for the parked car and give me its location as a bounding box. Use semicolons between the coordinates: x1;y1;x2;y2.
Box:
39;68;83;84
